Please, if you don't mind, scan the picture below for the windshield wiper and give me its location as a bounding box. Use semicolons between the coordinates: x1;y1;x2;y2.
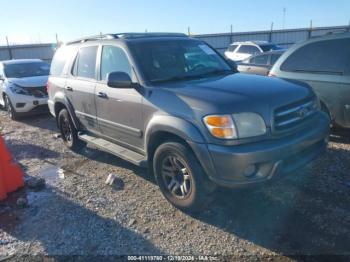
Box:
152;74;203;83
152;70;232;83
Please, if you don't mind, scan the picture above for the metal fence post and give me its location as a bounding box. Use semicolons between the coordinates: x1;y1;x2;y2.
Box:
308;20;313;38
269;22;274;42
5;36;13;60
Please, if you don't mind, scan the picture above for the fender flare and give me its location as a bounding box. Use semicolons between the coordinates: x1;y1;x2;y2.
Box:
144;114;206;147
53;93;80;130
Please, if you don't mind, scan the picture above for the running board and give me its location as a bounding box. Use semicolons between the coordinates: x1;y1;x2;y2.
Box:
78;133;147;167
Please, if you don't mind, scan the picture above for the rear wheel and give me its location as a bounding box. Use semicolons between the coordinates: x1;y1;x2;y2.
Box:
153;141;216;212
58;109;85;152
4;95;18;120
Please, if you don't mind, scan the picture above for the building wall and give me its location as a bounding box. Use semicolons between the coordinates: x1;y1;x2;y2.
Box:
0;43;56;63
193;25;350;54
0;25;349;62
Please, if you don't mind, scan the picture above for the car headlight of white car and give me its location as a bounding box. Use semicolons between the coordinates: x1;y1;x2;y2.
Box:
9;84;31;96
203;113;266;139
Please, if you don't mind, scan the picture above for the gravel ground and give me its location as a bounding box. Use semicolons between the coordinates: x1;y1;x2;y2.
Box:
0;111;350;260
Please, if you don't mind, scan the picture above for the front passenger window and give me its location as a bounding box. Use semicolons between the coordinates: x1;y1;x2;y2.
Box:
101;46;132;81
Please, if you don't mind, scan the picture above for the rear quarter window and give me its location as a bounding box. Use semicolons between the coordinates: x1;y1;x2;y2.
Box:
50;46;77;77
227;45;238;52
280;38;350;75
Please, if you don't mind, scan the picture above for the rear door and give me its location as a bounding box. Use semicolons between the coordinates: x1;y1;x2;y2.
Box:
65;45;98;132
95;44;143;150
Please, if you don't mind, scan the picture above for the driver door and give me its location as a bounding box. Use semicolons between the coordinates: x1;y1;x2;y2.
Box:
95;45;143;150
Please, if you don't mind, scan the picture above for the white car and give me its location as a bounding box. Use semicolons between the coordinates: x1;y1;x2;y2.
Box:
224;41;283;62
0;59;50;120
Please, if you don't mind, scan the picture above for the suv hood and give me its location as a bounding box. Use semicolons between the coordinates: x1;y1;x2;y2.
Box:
151;73;313;126
7;75;48;87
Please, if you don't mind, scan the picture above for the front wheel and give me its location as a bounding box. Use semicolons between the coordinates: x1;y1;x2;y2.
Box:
4;95;18;120
153;141;217;212
58;109;85;152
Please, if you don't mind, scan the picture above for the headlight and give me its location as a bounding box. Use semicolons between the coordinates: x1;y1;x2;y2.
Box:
203;113;266;139
232;113;266;138
9;84;31;96
203;115;237;139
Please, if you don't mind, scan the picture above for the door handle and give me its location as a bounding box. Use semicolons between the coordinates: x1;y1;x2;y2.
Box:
66;86;73;92
98;92;108;99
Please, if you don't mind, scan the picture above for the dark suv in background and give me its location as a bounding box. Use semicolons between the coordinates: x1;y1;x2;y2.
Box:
48;33;329;211
270;33;350;130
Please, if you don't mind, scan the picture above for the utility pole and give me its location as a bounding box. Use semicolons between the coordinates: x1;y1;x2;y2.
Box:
282;7;286;29
5;36;13;60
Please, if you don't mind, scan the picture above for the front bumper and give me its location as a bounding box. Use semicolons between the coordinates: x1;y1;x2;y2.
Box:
10;94;48;114
191;112;330;188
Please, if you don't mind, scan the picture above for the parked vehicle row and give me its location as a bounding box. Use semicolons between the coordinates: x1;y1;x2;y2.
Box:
1;32;348;211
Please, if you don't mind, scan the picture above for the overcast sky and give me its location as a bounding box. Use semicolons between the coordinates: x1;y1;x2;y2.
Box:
1;0;349;45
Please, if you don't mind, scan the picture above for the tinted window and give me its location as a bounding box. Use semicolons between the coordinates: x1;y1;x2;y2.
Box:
281;38;350;74
260;44;282;52
50;46;76;76
131;40;231;82
270;53;282;65
72;46;98;79
101;46;131;81
4;62;50;78
227;45;238;52
254;54;268;65
238;45;260;55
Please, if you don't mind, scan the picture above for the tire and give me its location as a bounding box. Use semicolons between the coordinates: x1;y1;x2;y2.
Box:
4;95;19;120
57;109;85;152
153;141;217;212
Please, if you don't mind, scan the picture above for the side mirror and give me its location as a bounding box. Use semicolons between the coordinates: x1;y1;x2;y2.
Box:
107;71;133;88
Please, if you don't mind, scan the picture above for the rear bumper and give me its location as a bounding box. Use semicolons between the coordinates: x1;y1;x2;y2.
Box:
190;112;330;188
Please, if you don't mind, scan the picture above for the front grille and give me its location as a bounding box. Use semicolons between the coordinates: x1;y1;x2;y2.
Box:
27;86;47;98
273;97;317;132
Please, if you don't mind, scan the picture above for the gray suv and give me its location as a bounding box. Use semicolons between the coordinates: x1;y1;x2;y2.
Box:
48;33;329;211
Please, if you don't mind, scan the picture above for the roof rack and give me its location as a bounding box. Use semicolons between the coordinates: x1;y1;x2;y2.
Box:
66;32;188;44
66;34;117;45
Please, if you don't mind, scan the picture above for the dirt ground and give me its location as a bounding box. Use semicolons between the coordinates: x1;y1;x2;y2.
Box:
0;110;350;260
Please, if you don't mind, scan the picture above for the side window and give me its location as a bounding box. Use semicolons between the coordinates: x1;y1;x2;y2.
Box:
254;54;268;65
238;45;260;55
100;46;132;81
270;54;282;65
227;45;238;52
50;46;77;76
281;38;350;74
72;46;98;79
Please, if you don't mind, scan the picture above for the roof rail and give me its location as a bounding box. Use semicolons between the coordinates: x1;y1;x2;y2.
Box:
115;32;188;39
66;34;117;45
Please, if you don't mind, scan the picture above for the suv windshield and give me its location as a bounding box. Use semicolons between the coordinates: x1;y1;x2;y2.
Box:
260;44;283;52
131;39;232;83
4;62;50;78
